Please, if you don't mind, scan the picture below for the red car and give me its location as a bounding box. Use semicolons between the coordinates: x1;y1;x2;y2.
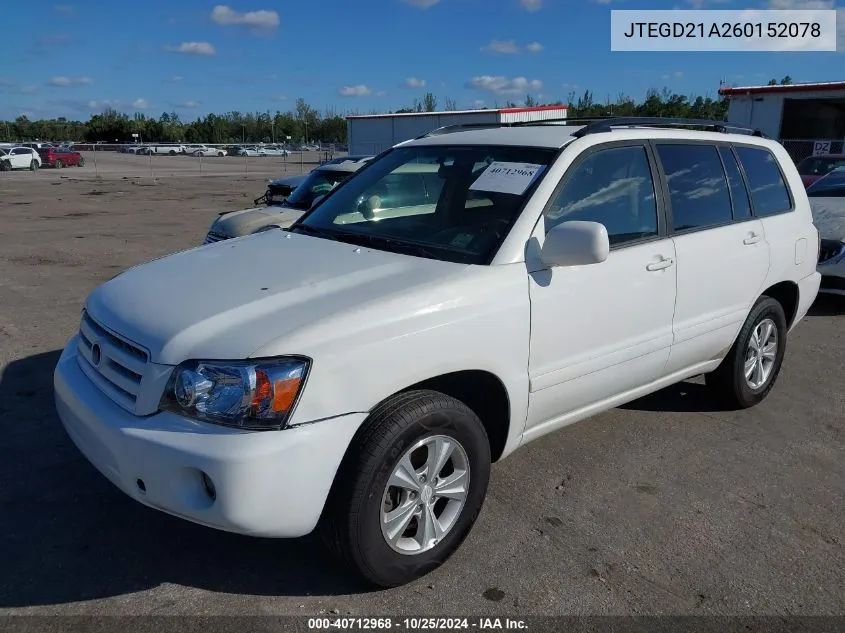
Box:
37;145;85;168
795;153;845;188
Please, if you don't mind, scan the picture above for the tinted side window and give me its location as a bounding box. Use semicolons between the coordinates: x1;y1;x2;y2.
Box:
719;146;752;219
656;144;732;232
545;145;658;246
734;146;792;217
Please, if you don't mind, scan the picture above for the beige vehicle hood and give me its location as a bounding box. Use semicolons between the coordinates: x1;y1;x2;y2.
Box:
212;205;306;238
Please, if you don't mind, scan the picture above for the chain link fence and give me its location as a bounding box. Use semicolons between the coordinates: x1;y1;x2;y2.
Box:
2;142;349;180
779;139;845;165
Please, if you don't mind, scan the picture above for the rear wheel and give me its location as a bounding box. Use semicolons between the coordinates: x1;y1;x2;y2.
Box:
320;389;491;588
0;160;10;171
705;295;787;409
78;157;85;167
55;159;63;169
30;160;38;171
169;150;176;156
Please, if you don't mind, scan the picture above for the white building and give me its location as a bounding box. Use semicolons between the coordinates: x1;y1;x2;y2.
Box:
721;80;845;141
346;105;568;156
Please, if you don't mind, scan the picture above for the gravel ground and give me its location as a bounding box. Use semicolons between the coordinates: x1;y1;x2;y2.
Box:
0;158;843;621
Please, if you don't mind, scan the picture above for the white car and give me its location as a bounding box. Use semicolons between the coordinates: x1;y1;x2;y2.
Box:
261;145;292;157
139;145;187;156
805;167;845;296
237;146;267;157
0;146;41;171
191;146;227;158
54;117;821;588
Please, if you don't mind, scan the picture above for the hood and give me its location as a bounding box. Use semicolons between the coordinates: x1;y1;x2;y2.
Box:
809;198;845;241
270;173;308;187
212;205;305;238
85;230;463;365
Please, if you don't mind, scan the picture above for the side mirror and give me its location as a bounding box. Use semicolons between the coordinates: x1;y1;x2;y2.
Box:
540;221;610;267
310;194;326;209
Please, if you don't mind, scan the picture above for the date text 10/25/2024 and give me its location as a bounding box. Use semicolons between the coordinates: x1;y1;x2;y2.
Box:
307;617;528;630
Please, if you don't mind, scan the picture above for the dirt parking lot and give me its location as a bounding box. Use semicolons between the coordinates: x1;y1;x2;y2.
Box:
0;155;843;619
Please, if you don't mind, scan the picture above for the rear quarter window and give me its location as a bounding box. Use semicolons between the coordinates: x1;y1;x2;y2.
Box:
734;146;792;217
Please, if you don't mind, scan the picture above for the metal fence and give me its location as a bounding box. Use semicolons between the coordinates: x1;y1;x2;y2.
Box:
779;139;845;165
2;142;349;180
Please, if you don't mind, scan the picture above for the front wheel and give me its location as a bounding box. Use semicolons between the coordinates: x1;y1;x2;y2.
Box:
55;159;63;169
169;150;176;156
320;390;491;588
0;160;10;171
30;160;39;171
705;295;788;409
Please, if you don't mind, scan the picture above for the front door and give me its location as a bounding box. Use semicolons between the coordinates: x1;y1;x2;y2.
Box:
525;142;678;437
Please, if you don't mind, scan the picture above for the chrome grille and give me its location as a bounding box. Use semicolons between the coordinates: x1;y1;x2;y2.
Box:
76;310;148;412
819;239;845;264
203;231;229;244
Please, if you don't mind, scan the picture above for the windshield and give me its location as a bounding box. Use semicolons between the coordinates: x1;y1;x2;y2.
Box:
292;144;556;265
284;168;358;210
797;156;845;176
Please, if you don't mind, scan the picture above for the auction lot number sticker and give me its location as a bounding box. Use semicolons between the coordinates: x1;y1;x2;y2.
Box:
308;617;528;630
610;9;837;51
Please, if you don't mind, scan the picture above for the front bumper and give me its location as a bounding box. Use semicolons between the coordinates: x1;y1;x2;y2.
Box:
54;337;366;537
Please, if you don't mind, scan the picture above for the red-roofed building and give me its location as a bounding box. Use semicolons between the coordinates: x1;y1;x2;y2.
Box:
720;81;845;141
345;105;568;156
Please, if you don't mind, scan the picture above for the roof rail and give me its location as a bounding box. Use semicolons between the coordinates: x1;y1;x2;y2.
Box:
413;116;767;140
513;116;767;137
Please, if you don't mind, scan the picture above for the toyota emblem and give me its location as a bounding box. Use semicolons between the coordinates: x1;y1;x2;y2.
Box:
91;343;102;366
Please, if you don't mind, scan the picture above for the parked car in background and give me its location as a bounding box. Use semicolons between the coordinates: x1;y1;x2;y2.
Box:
38;145;85;168
203;160;369;243
805;167;845;295
261;145;292;156
320;154;373;166
139;145;187;156
191;146;227;157
236;146;267;157
795;153;845;188
0;146;41;171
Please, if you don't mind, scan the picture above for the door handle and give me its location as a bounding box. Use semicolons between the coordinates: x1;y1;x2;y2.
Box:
646;257;674;271
743;233;762;245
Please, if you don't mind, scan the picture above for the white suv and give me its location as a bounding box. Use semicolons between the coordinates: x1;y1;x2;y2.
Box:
53;117;821;588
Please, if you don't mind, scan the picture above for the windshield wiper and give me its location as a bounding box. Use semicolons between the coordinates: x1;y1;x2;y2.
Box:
328;232;441;259
289;223;340;240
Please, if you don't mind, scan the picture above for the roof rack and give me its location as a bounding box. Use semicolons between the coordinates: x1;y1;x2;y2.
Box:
415;116;767;139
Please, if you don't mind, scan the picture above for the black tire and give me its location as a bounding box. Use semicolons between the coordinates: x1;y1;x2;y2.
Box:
169;150;176;156
55;159;63;169
30;159;38;171
319;389;491;588
0;160;10;172
705;295;788;410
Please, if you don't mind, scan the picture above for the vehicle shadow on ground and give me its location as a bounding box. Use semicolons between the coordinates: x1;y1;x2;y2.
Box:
807;293;844;317
620;380;722;413
0;350;372;608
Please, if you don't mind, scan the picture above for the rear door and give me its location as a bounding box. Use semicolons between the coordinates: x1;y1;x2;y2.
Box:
653;141;770;375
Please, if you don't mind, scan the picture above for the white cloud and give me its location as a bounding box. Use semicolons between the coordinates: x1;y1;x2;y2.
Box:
473;100;487;108
48;76;93;87
132;98;151;109
177;100;201;108
401;0;440;7
520;0;542;11
377;90;388;97
210;5;280;29
86;99;121;111
272;94;287;101
482;39;520;54
405;77;426;88
339;84;372;96
466;75;543;95
167;76;184;83
525;41;544;52
164;42;216;55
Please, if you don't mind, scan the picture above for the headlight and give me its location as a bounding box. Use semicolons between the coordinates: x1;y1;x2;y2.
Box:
159;357;310;430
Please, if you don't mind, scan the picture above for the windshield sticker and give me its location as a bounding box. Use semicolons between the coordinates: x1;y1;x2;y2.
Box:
450;233;474;249
469;162;545;196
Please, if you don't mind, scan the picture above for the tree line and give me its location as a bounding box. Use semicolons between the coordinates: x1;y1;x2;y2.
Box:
0;86;738;144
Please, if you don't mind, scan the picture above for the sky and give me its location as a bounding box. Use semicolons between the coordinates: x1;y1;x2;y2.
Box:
0;0;843;121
